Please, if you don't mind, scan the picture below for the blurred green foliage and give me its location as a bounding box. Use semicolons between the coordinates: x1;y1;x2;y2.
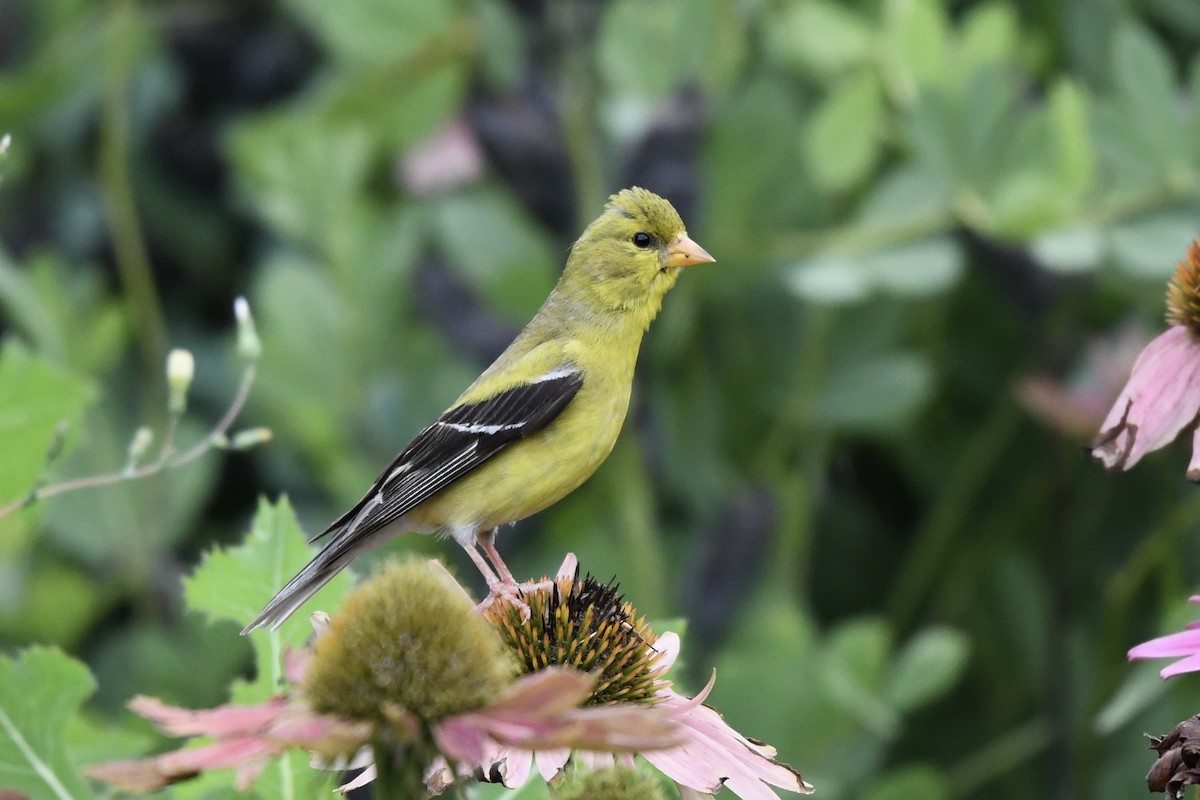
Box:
2;0;1200;797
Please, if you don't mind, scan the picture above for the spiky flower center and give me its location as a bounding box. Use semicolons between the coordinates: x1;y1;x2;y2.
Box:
485;570;667;706
1166;240;1200;337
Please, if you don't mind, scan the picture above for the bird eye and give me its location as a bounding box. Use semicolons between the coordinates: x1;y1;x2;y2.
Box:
632;232;652;248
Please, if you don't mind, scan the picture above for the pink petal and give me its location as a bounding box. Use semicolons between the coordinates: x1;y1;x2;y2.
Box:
498;747;532;788
1190;426;1200;481
486;667;594;716
1161;653;1200;679
677;785;715;800
654;632;682;672
556;553;579;581
1129;629;1200;660
434;716;493;764
155;736;279;774
128;695;289;737
577;750;615;770
643;689;813;797
535;748;570;782
1091;326;1200;472
336;765;376;794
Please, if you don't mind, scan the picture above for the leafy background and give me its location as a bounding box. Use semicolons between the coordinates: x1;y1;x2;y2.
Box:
2;0;1200;797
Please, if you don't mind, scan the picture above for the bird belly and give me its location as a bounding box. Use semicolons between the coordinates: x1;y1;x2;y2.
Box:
408;379;630;532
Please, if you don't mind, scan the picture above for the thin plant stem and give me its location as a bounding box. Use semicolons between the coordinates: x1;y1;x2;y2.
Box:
0;362;258;518
99;0;168;374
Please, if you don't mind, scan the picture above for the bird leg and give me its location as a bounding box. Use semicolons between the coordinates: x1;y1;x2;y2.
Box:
459;539;501;586
476;529;517;586
473;528;531;617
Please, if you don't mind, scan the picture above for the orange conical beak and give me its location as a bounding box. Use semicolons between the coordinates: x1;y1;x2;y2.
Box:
664;232;716;269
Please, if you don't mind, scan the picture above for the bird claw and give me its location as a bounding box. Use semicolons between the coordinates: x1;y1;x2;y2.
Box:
476;580;530;619
475;577;554;620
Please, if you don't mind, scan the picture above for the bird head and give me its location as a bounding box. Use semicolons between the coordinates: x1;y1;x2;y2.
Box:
564;187;714;326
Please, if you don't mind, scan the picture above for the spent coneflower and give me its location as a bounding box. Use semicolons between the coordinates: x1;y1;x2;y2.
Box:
1091;239;1200;479
476;554;813;800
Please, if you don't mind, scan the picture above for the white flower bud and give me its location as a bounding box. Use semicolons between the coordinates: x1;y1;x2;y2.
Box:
0;134;10;157
234;297;262;361
166;349;195;414
127;427;153;463
230;427;272;450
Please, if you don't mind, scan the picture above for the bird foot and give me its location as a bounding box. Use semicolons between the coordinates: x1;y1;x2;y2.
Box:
475;579;531;619
474;576;555;619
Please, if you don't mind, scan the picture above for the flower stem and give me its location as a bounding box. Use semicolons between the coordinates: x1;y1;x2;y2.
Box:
99;0;168;375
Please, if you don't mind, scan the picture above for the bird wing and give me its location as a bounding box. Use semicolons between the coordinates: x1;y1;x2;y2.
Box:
315;364;584;545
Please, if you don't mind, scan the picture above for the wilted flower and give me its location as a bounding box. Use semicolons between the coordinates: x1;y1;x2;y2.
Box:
1145;716;1200;798
1091;240;1200;479
1128;596;1200;679
478;555;813;800
89;559;676;796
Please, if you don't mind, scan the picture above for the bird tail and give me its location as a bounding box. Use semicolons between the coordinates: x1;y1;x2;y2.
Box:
240;546;358;633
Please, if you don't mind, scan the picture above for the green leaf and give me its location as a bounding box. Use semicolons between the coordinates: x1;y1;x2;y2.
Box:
0;342;95;507
956;2;1017;75
1108;213;1200;279
1047;78;1094;194
863;765;950;800
0;561;104;647
1031;225;1104;274
597;0;687;100
227;115;373;251
1094;661;1169;735
1112;21;1185;165
283;0;455;65
805;70;886;192
432;188;557;321
0;647;96;800
883;0;951;102
766;0;874;76
185;496;355;701
886;627;969;711
815;351;934;432
865;237;963;296
821;618;897;738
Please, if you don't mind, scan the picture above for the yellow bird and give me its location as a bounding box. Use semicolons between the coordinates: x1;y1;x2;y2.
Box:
244;187;714;632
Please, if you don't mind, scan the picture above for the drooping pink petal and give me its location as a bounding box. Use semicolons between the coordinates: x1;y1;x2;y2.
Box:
641;685;813;798
127;695;290;737
1129;598;1200;679
1161;653;1200;679
535;748;570;782
484;666;594;716
1129;629;1200;660
498;748;532;788
1090;326;1200;473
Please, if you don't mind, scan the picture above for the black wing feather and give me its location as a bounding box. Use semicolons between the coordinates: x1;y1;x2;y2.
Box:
316;368;584;543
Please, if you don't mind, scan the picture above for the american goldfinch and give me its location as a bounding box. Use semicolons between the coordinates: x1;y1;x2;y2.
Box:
244;187;714;632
